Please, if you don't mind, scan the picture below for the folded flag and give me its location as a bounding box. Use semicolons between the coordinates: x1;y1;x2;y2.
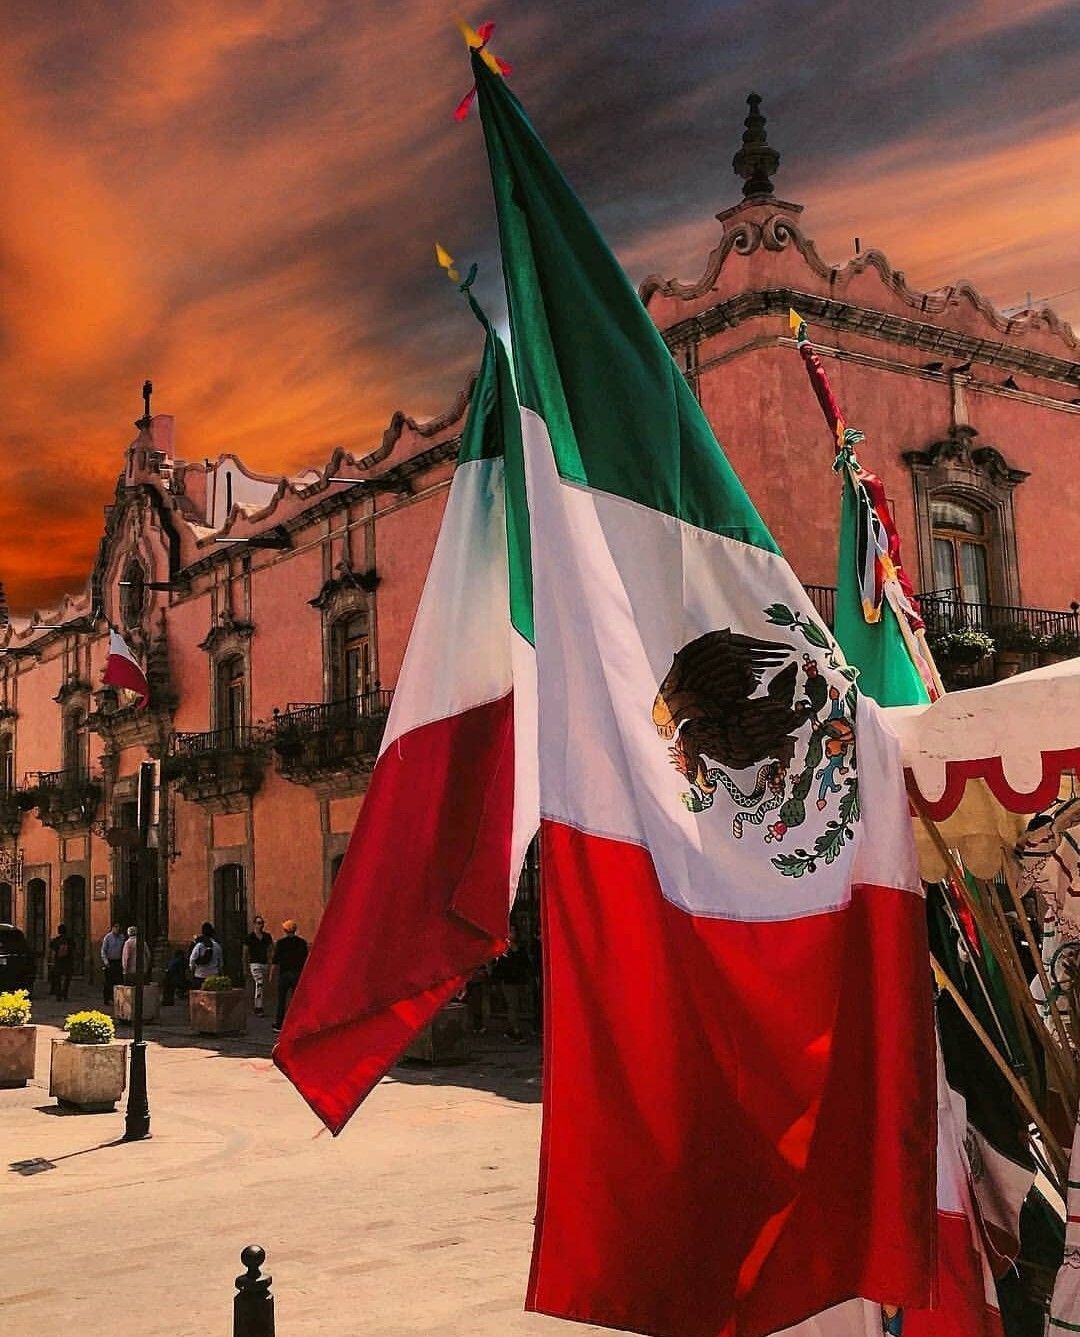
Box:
102;629;150;709
273;299;537;1134
474;49;935;1337
790;311;937;707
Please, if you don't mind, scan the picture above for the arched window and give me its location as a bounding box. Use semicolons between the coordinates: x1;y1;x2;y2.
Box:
63;708;89;778
216;655;246;739
0;734;13;794
930;498;991;606
332;613;371;702
120;558;147;630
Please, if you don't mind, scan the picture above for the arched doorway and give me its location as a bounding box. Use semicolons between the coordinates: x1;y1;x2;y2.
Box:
0;882;12;923
26;878;47;978
62;875;88;976
213;864;247;986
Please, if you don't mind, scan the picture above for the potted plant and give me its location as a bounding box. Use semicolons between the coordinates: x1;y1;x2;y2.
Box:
929;627;996;668
990;622;1043;679
0;989;36;1088
189;975;247;1036
50;1010;127;1112
1042;629;1080;664
113;978;161;1024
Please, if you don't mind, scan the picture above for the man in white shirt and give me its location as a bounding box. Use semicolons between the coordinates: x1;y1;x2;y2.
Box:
100;923;126;1005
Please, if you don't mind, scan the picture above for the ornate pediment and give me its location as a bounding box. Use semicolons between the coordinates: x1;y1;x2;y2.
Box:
308;563;380;612
198;607;254;655
903;425;1029;491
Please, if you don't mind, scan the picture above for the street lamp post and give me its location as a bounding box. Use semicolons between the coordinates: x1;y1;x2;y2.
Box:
123;760;155;1141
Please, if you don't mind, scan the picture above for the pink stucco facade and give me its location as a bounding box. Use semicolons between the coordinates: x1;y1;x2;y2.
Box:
0;184;1077;982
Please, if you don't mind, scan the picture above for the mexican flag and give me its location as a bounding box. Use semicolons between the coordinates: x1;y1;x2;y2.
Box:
791;314;934;709
102;629;150;709
273;311;537;1133
797;329;1011;1334
474;51;935;1337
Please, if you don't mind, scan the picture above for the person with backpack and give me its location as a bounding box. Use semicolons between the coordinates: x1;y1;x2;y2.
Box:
49;923;75;1001
189;922;224;986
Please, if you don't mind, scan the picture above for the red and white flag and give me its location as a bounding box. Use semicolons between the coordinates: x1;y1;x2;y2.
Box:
103;629;150;709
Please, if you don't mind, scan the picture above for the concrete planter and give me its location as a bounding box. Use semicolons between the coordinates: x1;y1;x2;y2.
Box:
993;651;1026;681
189;988;247;1035
113;984;161;1023
49;1038;127;1112
404;1000;469;1064
0;1025;37;1088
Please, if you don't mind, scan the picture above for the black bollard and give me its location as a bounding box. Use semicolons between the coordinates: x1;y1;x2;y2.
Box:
234;1245;275;1337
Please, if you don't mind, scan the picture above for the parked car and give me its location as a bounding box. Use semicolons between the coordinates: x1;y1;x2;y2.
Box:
0;924;35;994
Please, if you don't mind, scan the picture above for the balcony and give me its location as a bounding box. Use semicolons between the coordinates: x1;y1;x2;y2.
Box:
271;690;393;796
18;769;102;834
163;725;269;813
805;584;1080;687
0;788;23;840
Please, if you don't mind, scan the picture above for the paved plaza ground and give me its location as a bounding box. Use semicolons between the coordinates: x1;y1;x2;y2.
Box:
2;981;601;1337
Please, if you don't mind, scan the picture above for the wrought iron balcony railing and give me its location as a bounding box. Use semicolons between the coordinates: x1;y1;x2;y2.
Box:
164;726;270;807
17;768;102;831
271;690;393;788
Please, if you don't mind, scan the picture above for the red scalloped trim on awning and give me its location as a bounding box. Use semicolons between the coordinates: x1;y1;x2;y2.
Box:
904;747;1080;821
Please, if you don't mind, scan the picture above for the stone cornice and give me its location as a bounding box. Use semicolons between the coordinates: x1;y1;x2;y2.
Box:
640;209;1079;362
658;287;1080;389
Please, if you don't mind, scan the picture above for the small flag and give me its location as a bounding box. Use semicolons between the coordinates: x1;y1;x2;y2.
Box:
102;630;150;710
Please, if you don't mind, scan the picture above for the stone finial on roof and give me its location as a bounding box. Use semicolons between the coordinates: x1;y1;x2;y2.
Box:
732;93;779;199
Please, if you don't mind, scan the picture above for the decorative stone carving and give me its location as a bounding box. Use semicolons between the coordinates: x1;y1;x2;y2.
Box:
903;425;1028;607
198;606;254;656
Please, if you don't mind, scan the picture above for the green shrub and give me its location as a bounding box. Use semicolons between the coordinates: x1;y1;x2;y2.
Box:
1046;629;1080;657
0;989;31;1027
200;975;234;992
64;1010;116;1045
991;622;1044;652
929;627;995;666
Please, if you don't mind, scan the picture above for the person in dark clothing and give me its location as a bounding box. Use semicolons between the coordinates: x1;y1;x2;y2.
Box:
100;922;126;1005
162;948;189;1006
270;920;308;1031
243;916;275;1016
49;924;75;1001
490;927;531;1041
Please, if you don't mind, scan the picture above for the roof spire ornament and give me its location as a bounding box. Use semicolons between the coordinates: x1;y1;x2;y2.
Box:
136;379;153;430
732;92;779;199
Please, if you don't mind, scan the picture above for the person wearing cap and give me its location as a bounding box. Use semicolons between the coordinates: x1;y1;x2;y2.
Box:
270;919;308;1031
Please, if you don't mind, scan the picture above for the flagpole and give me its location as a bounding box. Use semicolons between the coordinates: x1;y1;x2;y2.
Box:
123;760;154;1141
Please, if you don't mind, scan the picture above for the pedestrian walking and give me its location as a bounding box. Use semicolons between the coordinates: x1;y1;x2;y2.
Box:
270;919;308;1032
122;926;151;983
100;922;126;1005
189;922;224;987
48;923;75;1001
491;927;530;1041
162;948;189;1005
244;916;274;1016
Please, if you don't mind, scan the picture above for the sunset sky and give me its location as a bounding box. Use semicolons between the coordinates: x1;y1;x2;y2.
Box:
3;0;1078;611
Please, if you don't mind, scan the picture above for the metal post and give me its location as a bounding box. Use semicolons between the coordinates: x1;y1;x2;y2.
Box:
123;761;154;1141
234;1245;275;1337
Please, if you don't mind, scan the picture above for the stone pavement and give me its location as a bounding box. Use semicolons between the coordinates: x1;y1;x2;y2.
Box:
1;981;603;1337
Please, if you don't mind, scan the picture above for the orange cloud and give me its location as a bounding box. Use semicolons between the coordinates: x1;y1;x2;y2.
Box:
1;1;1078;612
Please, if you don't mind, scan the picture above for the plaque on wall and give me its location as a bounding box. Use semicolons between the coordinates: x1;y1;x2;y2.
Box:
93;875;108;902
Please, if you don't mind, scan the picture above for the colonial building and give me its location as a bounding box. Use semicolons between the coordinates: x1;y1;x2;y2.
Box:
2;98;1078;982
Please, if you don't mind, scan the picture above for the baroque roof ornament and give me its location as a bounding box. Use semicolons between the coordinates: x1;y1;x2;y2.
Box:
732;92;779;199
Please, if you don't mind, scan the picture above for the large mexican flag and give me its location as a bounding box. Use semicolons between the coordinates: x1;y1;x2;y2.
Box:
474;51;935;1337
274;311;537;1133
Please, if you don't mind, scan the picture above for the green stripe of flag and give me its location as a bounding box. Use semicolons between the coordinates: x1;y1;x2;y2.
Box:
458;303;534;645
472;53;778;553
